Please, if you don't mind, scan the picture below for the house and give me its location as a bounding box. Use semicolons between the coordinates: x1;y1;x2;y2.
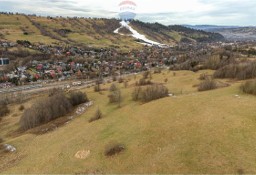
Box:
0;58;10;66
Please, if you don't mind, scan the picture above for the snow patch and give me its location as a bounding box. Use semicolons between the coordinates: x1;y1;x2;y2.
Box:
114;21;168;47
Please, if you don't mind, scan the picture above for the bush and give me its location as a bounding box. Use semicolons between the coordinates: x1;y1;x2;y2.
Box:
19;93;72;131
112;75;117;82
108;84;122;105
241;80;256;95
204;55;222;70
118;78;124;83
214;62;256;80
154;68;162;74
94;84;101;92
109;83;118;92
132;87;142;101
198;79;218;91
68;91;89;106
19;105;25;111
104;141;125;156
94;81;101;92
136;78;152;86
89;108;102;123
204;54;235;70
0;104;10;119
124;81;128;88
143;71;151;79
132;84;169;102
199;73;209;80
49;88;63;97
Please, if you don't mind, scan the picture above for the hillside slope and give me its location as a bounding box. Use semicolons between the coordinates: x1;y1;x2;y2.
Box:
131;21;224;43
1;70;256;174
0;14;224;50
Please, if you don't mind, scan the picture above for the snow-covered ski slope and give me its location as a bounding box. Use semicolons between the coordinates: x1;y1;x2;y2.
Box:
114;21;168;47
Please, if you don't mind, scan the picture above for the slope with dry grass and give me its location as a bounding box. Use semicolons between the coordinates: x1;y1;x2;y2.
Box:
0;14;225;51
1;70;256;174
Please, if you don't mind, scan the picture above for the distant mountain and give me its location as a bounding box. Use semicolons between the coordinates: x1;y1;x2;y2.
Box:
183;25;241;32
184;25;256;41
130;21;224;44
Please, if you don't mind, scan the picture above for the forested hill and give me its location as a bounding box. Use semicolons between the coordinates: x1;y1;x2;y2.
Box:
130;21;224;44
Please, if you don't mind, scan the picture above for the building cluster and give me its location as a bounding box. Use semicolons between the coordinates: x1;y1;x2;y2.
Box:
1;39;255;87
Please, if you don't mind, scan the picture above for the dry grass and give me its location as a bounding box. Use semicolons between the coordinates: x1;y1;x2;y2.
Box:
1;70;256;174
0;14;142;50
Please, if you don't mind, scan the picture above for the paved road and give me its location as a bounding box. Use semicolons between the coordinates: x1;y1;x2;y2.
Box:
0;80;95;94
0;73;133;95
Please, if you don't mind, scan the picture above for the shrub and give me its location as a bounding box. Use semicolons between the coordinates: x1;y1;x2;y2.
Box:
49;88;63;97
198;79;218;91
136;78;152;86
241;80;256;95
19;105;25;111
153;68;162;74
19;93;72;131
199;73;209;80
112;75;117;82
109;83;118;92
94;80;102;92
108;84;122;105
143;71;151;79
169;60;200;71
104;141;125;156
132;84;169;102
237;168;245;175
132;87;142;101
204;55;221;70
0;104;10;119
204;54;235;70
94;84;101;92
214;62;256;80
68;91;89;106
89;108;102;123
124;81;128;88
118;78;124;83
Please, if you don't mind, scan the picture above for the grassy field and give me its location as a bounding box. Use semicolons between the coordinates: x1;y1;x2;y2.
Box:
1;70;256;174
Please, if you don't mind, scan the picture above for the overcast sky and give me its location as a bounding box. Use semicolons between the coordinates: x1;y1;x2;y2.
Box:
0;0;256;26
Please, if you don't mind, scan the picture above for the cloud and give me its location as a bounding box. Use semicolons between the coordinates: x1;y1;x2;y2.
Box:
0;0;255;26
